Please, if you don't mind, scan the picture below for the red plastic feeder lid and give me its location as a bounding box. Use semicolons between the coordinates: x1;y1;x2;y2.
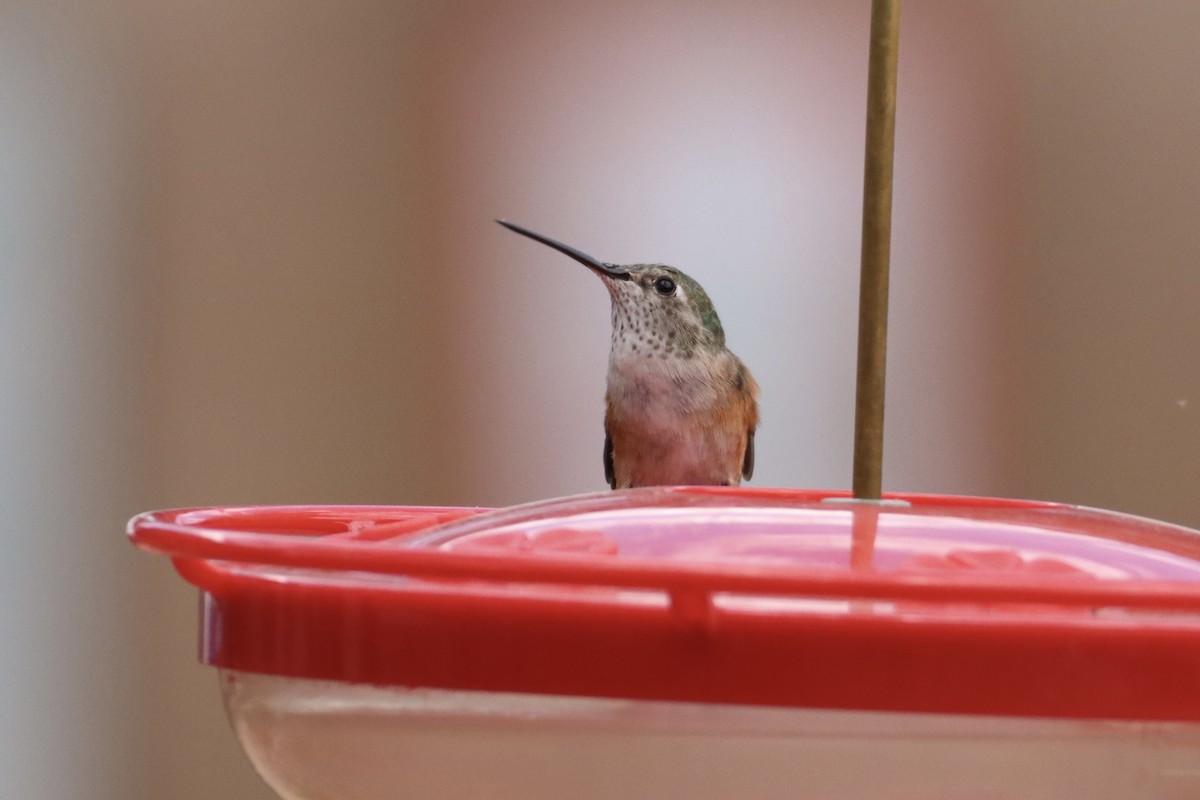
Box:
128;487;1200;722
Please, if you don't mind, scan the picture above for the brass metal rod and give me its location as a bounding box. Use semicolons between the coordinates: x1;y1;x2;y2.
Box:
852;0;901;500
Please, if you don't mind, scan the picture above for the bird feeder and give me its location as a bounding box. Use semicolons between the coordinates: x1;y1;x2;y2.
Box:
127;2;1200;798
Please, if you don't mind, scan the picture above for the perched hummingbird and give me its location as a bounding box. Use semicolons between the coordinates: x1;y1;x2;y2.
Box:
498;220;759;489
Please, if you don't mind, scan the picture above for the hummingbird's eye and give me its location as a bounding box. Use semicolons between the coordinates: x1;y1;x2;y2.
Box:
654;277;677;296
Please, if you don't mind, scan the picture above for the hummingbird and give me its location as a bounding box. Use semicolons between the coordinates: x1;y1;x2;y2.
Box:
498;220;759;489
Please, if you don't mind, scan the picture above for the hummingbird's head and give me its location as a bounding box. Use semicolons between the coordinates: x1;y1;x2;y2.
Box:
603;264;725;358
497;219;726;359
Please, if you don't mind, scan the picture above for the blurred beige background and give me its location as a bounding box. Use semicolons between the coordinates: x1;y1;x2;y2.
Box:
3;1;1198;797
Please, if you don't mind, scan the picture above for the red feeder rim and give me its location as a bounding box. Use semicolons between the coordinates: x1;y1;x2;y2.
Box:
128;486;1200;723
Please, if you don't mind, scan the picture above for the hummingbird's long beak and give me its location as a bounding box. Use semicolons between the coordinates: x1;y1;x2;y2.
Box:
497;220;630;280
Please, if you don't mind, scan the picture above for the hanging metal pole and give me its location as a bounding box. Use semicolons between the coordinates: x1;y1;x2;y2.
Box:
852;0;901;500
